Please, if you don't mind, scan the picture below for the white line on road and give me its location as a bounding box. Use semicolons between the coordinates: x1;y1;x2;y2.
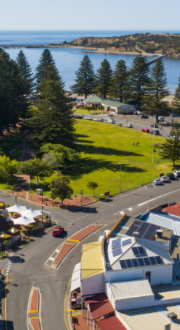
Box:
128;207;133;211
152;183;157;189
116;187;145;199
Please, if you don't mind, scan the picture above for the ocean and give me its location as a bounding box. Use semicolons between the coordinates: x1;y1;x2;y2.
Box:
1;30;180;92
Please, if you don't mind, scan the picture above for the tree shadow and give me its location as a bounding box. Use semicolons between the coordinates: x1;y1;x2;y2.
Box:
8;256;25;263
68;206;97;213
78;144;143;157
65;159;144;180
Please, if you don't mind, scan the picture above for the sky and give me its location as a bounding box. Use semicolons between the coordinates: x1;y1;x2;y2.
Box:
1;0;180;30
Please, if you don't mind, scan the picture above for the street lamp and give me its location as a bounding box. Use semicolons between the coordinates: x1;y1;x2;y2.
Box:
15;195;17;204
145;185;150;212
118;160;128;193
152;115;156;163
42;205;44;222
80;190;83;206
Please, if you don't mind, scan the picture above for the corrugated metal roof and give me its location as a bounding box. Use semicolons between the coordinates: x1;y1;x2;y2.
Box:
107;279;153;299
84;95;104;103
81;242;103;279
163;204;180;217
97;315;127;330
101;99;129;108
145;212;180;236
82;241;101;252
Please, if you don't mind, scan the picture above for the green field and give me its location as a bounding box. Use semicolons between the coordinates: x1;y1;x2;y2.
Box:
74;108;102;115
30;121;174;199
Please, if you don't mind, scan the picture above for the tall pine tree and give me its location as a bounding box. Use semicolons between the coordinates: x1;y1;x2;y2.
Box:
172;77;180;114
129;55;149;109
26;65;75;148
71;55;94;98
108;60;129;102
16;50;34;94
94;59;112;98
159;122;180;166
143;58;169;122
35;49;55;86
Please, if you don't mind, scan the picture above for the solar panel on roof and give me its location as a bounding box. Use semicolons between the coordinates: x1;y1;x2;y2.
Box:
143;258;151;266
138;247;146;255
120;260;127;269
122;239;131;246
112;238;120;245
155;256;163;265
143;223;158;239
126;259;133;268
132;247;139;255
126;220;158;240
138;258;145;266
132;259;139;267
112;243;121;251
132;246;146;256
112;248;122;257
149;256;156;265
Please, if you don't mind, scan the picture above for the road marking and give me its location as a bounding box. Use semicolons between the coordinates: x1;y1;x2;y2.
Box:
4;274;8;330
49;257;55;261
55;249;60;253
152;183;156;189
128;207;133;211
116;187;145;199
64;277;72;330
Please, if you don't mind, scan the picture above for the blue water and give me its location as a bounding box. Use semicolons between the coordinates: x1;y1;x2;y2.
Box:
1;31;180;92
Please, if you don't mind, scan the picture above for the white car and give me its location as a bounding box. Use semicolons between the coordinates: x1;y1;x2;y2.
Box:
124;124;133;128
158;116;164;122
104;118;115;124
160;176;169;182
93;118;103;122
84;116;92;120
174;170;180;178
153;178;163;185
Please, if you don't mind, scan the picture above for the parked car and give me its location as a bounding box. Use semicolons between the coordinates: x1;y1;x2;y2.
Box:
153;178;163;185
141;128;150;133
158;116;164;122
52;226;64;237
140;114;148;118
167;173;175;180
75;115;83;119
93;118;103;122
150;124;158;128
108;114;114;117
137;111;143;115
124;123;133;128
171;113;179;117
150;130;160;135
104;118;115;124
160;176;169;182
174;170;180;178
84;116;92;120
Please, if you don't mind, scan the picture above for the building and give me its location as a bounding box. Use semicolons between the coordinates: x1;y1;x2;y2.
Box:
101;100;134;114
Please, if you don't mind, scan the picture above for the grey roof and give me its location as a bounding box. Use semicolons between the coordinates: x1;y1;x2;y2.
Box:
101;99;130;108
83;95;104;104
144;212;180;236
107;279;153;299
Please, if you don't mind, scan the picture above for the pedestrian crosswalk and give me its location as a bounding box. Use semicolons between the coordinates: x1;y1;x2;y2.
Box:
5;253;14;276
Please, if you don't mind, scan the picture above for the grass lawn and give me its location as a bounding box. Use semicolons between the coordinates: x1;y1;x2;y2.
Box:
30;121;175;199
74;108;102;115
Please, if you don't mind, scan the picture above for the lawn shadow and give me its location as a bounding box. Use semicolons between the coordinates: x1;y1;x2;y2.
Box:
79;144;143;157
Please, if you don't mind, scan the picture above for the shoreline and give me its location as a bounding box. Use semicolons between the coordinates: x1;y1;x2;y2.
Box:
1;44;179;58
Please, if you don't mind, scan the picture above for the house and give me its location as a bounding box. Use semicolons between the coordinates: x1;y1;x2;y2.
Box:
101;100;134;114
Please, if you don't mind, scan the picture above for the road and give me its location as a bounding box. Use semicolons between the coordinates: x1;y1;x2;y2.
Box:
1;180;180;330
76;113;180;138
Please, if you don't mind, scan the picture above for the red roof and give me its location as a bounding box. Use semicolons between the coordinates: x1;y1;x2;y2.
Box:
162;204;180;217
85;293;114;320
97;315;127;330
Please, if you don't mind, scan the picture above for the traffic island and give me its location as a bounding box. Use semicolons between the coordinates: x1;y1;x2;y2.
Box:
52;242;76;268
28;287;42;330
29;317;40;330
67;224;103;243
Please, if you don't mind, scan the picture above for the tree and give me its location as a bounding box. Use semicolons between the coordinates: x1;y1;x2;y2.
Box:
94;59;112;98
0;155;18;184
129;55;149;109
16;50;34;94
40;144;80;166
172;77;180;114
71;55;94;98
142;58;169;122
42;153;57;168
50;177;73;205
108;60;129;102
18;158;53;183
26;66;75;148
159;122;180;166
35;49;55;86
87;182;98;196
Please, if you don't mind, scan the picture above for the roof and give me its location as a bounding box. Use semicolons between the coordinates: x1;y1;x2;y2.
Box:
85;293;114;320
81;241;104;279
144;212;180;236
107;279;154;300
71;262;81;292
101;99;129;108
97;315;127;330
106;236;173;271
83;95;104;104
162;204;180;217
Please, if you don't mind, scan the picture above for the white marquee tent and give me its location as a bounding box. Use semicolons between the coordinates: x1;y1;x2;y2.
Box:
22;208;42;218
13;216;36;226
6;204;28;214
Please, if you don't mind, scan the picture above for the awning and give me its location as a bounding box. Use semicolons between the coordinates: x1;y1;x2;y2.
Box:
22;208;42;217
71;262;81;292
6;204;28;214
13;216;36;226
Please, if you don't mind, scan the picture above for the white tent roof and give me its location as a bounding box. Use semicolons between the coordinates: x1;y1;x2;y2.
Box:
22;208;42;217
6;204;28;214
13;216;36;226
71;262;81;292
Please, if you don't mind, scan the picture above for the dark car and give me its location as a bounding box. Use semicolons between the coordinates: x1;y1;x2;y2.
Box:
141;114;148;118
150;130;160;135
150;124;158;128
167;173;175;180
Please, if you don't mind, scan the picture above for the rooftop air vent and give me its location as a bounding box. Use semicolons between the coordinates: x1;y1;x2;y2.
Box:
156;229;163;238
133;231;139;237
164;324;171;330
167;312;177;320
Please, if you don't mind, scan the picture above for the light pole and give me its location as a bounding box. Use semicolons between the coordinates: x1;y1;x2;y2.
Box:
15;195;17;204
118;160;128;193
41;205;44;222
145;185;150;212
152;115;156;163
80;190;83;206
155;153;159;178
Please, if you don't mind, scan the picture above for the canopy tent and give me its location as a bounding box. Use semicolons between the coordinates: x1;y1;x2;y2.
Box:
83;95;104;104
22;208;42;218
6;204;28;214
71;262;81;292
8;227;20;234
13;216;36;226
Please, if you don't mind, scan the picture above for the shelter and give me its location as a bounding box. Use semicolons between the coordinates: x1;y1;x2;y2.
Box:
101;100;134;114
22;208;42;218
6;204;28;214
83;95;104;104
13;216;36;226
71;262;81;292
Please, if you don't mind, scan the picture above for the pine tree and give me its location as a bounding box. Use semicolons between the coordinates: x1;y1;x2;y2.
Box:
71;55;94;98
94;59;112;98
26;65;75;148
35;49;55;86
142;58;169;122
172;77;180;114
129;55;149;109
108;60;129;102
159;122;180;166
16;50;34;94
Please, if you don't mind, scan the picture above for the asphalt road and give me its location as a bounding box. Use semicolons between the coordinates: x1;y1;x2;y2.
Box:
76;113;180;138
1;180;180;330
